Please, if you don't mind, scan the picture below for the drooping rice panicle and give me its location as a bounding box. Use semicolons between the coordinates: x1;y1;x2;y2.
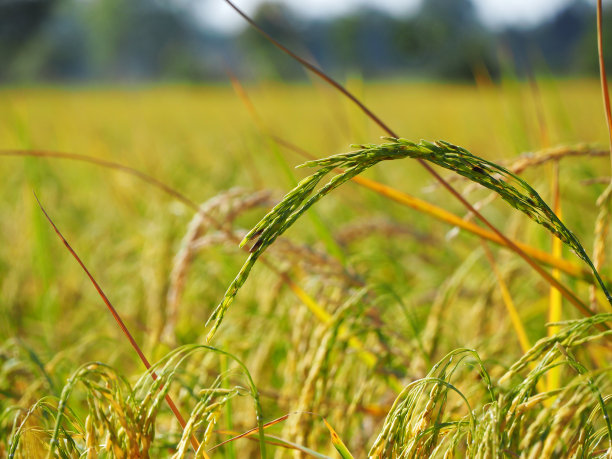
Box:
207;138;611;343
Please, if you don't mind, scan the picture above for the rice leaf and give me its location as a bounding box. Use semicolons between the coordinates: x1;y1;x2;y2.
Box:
323;417;354;459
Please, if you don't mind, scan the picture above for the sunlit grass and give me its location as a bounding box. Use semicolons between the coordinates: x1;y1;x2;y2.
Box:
1;80;611;456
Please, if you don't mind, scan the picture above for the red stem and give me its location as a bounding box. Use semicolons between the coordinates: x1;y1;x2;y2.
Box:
33;193;199;452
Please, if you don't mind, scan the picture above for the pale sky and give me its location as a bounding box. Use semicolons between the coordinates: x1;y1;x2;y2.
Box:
192;0;599;33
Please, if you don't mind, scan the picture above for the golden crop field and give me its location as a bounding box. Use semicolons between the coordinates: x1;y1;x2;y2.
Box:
1;80;611;457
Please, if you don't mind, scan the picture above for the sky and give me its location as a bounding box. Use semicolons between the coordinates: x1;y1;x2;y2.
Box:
193;0;586;33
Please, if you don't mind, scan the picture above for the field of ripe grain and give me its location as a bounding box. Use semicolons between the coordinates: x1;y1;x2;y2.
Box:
1;81;611;457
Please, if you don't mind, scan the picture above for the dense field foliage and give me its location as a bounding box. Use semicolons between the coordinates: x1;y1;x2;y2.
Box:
1;81;611;457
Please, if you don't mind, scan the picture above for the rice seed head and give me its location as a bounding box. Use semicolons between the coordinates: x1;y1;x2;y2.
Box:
207;138;612;343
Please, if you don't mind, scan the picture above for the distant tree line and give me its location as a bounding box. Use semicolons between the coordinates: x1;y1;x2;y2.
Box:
0;0;607;83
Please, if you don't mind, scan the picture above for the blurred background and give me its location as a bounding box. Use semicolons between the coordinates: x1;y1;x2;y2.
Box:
1;0;610;84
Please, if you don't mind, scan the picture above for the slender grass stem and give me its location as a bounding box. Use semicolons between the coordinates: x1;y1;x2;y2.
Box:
33;193;200;454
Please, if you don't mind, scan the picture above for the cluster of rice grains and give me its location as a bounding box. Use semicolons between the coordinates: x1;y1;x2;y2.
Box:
7;344;264;458
369;315;612;457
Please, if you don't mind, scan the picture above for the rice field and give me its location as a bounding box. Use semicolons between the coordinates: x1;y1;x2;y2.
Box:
1;79;611;457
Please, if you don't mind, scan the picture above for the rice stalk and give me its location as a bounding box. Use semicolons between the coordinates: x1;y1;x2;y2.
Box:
207;138;610;345
289;138;602;289
509;145;608;175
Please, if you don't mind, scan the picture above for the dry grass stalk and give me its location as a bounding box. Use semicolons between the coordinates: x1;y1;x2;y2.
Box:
164;188;274;343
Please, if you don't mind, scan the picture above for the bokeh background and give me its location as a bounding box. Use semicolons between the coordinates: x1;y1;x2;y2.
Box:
1;0;610;83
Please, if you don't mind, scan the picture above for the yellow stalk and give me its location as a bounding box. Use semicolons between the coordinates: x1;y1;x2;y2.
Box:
547;161;563;392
